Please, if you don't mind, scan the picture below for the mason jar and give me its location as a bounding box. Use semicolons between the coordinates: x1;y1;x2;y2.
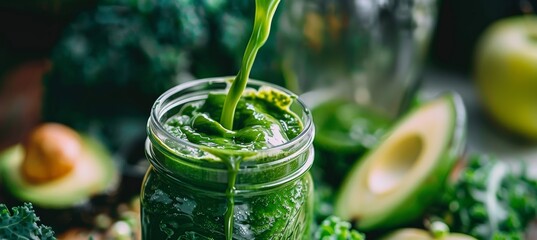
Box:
141;78;315;239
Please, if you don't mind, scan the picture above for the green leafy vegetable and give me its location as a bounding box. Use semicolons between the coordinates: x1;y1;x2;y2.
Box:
315;216;365;240
0;203;56;240
102;0;213;49
432;155;537;239
44;5;191;151
44;0;284;152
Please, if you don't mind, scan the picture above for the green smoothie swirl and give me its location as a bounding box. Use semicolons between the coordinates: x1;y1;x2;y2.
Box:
165;87;302;151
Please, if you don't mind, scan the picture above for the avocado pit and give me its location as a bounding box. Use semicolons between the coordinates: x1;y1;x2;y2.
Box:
21;123;81;184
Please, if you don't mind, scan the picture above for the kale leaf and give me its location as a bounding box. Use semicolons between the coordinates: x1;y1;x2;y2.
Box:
0;203;56;240
315;216;365;240
432;155;537;239
101;0;213;49
47;5;188;95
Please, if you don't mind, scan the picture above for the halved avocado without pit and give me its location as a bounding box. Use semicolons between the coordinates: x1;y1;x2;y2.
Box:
334;93;467;230
0;123;118;209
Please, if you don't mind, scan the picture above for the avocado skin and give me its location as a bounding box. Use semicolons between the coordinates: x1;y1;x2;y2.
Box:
335;93;467;231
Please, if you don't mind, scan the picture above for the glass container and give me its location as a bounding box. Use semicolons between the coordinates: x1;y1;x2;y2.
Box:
141;78;315;239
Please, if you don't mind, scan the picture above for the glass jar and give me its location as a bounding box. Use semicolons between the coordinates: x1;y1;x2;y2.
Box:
141;78;315;239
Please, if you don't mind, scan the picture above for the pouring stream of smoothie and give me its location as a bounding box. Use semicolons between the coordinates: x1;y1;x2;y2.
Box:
220;1;282;239
220;0;282;130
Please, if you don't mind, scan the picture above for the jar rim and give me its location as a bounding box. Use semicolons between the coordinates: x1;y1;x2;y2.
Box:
149;77;314;159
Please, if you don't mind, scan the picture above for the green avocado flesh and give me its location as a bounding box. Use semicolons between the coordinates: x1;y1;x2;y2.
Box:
0;136;118;209
335;93;467;230
381;229;477;240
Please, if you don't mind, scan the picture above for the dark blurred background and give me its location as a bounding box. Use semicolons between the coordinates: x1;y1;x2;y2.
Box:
430;0;537;72
2;0;534;75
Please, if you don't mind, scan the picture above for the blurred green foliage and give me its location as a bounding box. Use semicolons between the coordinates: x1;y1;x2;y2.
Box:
431;155;537;239
0;203;56;239
315;216;365;240
43;0;284;152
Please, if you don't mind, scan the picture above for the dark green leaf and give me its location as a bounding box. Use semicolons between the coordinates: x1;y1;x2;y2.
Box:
0;203;56;240
431;155;537;239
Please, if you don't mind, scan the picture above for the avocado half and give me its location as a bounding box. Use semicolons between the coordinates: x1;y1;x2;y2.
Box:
381;229;477;240
0;136;118;209
334;93;467;230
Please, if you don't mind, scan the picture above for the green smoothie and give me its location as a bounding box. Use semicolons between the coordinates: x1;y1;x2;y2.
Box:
216;0;281;237
141;166;313;239
166;88;302;151
141;79;314;239
142;0;314;239
164;87;302;238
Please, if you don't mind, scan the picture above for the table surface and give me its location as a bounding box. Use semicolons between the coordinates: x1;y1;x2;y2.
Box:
421;68;537;177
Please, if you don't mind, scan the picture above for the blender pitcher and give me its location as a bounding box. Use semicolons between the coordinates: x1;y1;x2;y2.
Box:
276;0;438;186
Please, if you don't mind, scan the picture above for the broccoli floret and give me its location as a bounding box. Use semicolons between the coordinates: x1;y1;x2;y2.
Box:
432;155;537;239
315;216;365;240
0;203;56;239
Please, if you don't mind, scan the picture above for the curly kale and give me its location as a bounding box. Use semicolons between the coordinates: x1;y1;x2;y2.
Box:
0;203;56;240
102;0;215;48
98;0;282;81
432;155;537;239
44;5;193;151
315;216;365;240
47;5;188;94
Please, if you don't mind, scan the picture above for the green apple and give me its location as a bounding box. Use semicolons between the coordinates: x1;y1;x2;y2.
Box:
475;15;537;139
